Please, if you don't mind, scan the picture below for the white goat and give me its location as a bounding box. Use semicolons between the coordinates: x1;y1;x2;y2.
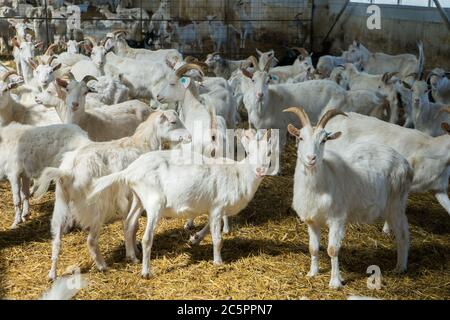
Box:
428;68;450;104
256;49;278;71
34;110;191;280
317;54;347;79
410;80;450;137
343;41;424;83
324;112;450;219
170;21;202;53
332;64;401;124
51;74;151;141
206;16;240;53
204;52;249;80
234;0;254;49
104;30;182;63
89;129;274;278
0;73;60;127
0;122;90;228
241;58;346;148
265;48;315;83
285;107;412;289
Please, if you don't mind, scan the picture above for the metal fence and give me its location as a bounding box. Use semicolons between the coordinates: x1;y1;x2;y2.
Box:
0;0;313;59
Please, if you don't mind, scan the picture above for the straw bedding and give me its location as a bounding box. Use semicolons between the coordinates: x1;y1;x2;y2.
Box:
0;142;448;300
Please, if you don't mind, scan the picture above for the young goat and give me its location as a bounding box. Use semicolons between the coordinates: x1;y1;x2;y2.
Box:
0;123;90;228
285;107;412;289
52;74;151;141
89;129;274;278
33;110;191;280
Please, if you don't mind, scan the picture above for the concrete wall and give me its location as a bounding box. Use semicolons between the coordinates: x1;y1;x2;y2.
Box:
312;0;450;69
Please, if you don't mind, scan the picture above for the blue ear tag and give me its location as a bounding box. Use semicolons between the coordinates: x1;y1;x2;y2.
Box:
180;77;191;88
271;75;278;81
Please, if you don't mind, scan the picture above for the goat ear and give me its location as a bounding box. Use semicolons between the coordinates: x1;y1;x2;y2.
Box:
287;124;300;138
326;131;342;141
56;78;68;88
6;82;21;91
401;81;412;90
159;112;168;123
256;48;262;56
441;122;450;134
52;63;62;72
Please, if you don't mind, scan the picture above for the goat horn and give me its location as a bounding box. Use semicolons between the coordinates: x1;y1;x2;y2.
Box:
81;75;98;84
112;29;128;36
439;107;450;115
405;72;418;80
283;106;311;128
175;63;204;78
1;70;17;82
241;68;253;79
44;43;58;56
47;55;58;66
210;52;220;57
291;47;309;57
184;56;197;63
84;36;97;46
264;57;273;72
317;109;347;129
247;55;260;71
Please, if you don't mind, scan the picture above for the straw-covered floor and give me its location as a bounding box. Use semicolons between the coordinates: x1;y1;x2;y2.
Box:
0;140;449;300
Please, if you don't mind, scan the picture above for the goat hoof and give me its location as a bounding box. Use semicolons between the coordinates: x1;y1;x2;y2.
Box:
10;222;19;229
48;271;57;281
141;271;153;279
306;270;319;278
184;220;194;230
329;278;343;290
96;264;108;272
213;260;223;266
393;266;407;275
189;234;201;245
127;256;140;264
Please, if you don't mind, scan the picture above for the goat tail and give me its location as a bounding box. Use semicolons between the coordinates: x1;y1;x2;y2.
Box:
417;41;424;79
90;171;127;200
33;167;72;199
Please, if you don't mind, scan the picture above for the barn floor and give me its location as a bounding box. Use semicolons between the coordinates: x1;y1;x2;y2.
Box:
0;142;448;300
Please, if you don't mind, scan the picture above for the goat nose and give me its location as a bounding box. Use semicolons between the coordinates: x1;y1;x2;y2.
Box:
306;154;317;163
72;102;79;109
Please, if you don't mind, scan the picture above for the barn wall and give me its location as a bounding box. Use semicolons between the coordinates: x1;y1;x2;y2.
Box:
312;0;450;69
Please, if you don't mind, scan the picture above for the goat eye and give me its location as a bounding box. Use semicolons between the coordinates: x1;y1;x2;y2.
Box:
170;121;176;125
299;137;303;141
212;135;216;142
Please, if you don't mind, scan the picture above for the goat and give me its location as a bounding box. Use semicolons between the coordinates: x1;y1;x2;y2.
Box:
34;110;191;280
241;57;346;148
332;63;401;124
285;107;412;289
324;111;450;220
0;72;60;127
204;52;249;80
428;68;450;104
344;41;424;84
51;74;151;141
206;16;240;53
256;49;278;71
410;80;450;137
89;129;274;278
0;122;90;228
234;0;254;49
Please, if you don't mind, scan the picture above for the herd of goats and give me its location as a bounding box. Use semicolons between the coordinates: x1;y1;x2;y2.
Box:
0;7;449;291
